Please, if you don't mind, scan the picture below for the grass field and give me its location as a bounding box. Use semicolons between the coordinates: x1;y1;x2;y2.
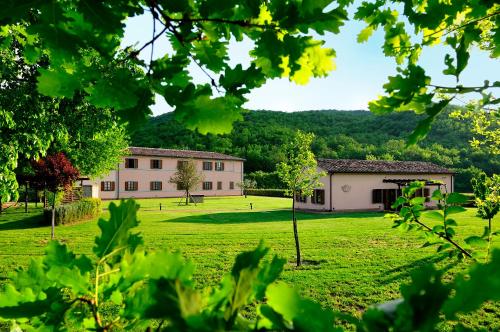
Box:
1;196;499;330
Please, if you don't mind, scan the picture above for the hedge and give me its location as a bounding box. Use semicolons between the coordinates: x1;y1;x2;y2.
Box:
44;198;102;226
245;189;287;197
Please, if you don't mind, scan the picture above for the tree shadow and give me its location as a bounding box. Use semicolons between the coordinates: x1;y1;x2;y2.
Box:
0;213;46;231
164;210;382;224
376;253;457;286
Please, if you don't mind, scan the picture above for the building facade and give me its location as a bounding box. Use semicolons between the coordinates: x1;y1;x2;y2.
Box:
83;147;244;199
296;159;454;212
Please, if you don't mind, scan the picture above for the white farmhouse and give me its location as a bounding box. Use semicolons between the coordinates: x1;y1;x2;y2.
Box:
296;159;454;212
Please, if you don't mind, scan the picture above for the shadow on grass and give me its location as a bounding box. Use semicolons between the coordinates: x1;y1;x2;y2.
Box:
377;253;457;286
0;213;46;231
164;210;382;224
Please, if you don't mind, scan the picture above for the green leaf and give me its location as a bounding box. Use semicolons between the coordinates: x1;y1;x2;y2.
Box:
464;236;488;248
93;199;142;259
266;282;338;331
193;40;228;72
445;206;466;216
410;197;425;206
357;25;374;43
446;193;468;205
431;189;444;201
443;249;500;318
85;68;142;110
444;218;457;227
37;68;80;98
175;94;244;134
424;211;443;221
395;265;450;331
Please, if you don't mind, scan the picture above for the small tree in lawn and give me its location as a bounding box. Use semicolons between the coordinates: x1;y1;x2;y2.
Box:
32;153;80;239
277;131;325;267
169;159;203;205
237;178;257;198
471;172;499;261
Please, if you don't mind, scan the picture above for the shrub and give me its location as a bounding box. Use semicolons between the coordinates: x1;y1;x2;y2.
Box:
245;189;287;197
44;198;101;225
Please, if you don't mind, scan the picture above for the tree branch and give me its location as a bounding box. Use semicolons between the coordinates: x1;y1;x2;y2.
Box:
424;10;500;40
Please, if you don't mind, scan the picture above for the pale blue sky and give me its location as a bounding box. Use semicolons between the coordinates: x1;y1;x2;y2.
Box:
123;11;500;116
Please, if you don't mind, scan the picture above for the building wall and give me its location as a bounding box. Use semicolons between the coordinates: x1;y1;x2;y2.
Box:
296;171;453;212
83;156;244;199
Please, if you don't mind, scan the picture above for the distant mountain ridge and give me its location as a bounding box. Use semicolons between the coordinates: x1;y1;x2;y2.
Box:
131;109;499;192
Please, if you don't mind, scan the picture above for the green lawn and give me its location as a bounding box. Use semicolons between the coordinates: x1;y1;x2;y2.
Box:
1;196;499;330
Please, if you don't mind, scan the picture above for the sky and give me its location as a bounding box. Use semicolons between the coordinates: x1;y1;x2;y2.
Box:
122;9;500;116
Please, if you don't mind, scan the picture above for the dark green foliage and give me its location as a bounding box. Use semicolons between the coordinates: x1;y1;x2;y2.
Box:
43;198;101;226
246;171;285;189
245;189;287;197
132;109;499;191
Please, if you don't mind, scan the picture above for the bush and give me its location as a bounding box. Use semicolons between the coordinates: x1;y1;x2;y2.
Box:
245;189;287;197
44;198;101;225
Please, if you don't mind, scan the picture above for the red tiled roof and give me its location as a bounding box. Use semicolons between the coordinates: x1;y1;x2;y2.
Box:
317;159;453;174
128;147;245;161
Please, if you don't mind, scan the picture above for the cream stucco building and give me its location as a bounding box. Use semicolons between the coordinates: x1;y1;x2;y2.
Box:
83;147;244;199
296;159;454;212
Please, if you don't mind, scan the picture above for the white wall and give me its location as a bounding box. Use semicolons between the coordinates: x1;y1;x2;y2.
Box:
296;170;453;212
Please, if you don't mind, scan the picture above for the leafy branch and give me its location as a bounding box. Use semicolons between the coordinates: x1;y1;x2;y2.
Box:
390;180;498;262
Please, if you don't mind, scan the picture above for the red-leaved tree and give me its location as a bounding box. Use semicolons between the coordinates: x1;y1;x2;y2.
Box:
32;153;80;239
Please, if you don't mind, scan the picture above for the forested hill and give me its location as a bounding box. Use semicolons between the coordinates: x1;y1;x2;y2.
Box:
131;109;499;192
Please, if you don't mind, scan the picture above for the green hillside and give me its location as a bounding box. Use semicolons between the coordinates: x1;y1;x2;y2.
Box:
131;109;499;192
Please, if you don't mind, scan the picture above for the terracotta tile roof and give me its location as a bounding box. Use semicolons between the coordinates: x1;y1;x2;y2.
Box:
128;147;245;161
317;159;453;174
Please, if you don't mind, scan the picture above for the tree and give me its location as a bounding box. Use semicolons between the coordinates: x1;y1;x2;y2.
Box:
277;131;325;266
169;159;203;205
0;29;134;202
450;107;500;156
32;153;80;239
471;172;500;261
237;178;257;198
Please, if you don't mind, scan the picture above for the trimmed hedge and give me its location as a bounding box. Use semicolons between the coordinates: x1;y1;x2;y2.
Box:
44;198;102;226
245;189;287;197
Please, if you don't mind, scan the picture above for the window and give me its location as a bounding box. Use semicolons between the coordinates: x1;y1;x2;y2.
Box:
295;193;307;203
177;160;188;170
217;181;222;190
215;161;224;171
229;181;234;190
150;159;162;169
203;161;212;171
202;182;213;190
125;181;138;191
176;182;184;191
150;181;162;191
101;181;115;191
312;189;325;205
125;158;138;168
372;189;383;204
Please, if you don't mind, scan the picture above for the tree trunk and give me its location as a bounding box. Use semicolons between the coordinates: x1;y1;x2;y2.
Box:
25;182;28;213
43;184;47;208
0;195;2;214
185;189;189;205
51;191;56;240
292;192;301;266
